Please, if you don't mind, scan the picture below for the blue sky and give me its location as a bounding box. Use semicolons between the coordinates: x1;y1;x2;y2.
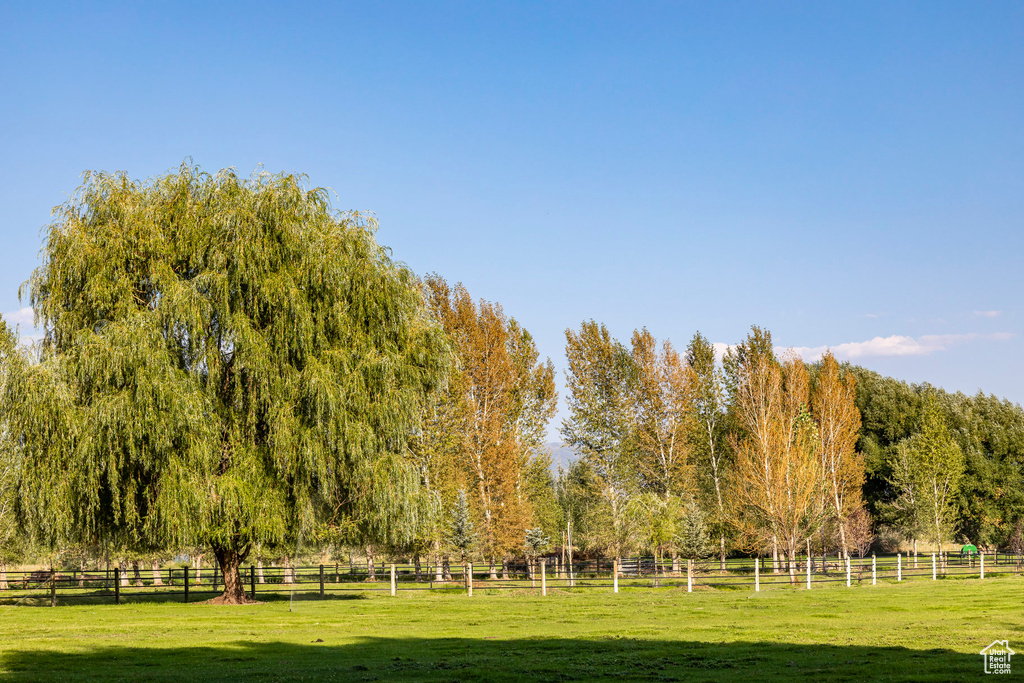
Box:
2;2;1021;438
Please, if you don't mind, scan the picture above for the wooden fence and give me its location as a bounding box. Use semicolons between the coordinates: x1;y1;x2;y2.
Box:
0;550;1014;606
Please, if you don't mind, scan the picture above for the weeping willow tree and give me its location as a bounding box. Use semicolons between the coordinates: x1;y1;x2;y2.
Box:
13;162;450;603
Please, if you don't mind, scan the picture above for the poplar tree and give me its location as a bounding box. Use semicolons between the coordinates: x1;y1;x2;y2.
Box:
561;321;636;559
423;276;556;577
892;397;964;551
685;332;730;569
731;352;824;581
811;351;864;559
12;164;449;603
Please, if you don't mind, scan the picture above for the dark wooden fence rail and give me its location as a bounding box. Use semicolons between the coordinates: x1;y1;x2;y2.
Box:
0;550;1017;606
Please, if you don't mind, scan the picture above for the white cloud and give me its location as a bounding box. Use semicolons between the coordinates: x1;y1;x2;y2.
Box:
785;332;1015;362
863;313;879;319
1;306;34;327
711;342;732;363
973;310;1002;318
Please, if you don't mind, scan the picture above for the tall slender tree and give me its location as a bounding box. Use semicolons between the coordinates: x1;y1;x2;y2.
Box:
423;276;556;577
731;352;823;581
892;397;965;552
811;351;864;558
11;164;449;603
629;329;695;500
561;321;636;559
685;332;730;569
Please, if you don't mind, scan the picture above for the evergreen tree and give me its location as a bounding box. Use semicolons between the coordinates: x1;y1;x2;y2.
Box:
447;489;476;563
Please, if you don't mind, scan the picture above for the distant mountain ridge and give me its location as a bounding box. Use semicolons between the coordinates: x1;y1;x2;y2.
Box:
542;442;578;472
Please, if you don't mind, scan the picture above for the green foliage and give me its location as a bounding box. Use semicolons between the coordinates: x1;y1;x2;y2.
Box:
9;163;450;591
561;321;638;555
854;365;1024;549
446;489;475;561
887;397;965;549
523;528;550;557
675;497;714;560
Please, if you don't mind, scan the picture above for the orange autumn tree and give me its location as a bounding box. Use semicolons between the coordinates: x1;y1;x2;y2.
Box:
628;329;698;569
731;351;824;582
811;351;864;559
423;276;556;578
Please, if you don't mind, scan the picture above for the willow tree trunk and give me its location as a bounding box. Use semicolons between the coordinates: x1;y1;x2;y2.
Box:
212;545;253;604
0;564;7;590
151;562;164;586
414;554;422;582
434;552;443;582
257;558;265;584
282;555;294;584
489;557;497;580
132;560;144;587
119;561;129;587
366;548;377;582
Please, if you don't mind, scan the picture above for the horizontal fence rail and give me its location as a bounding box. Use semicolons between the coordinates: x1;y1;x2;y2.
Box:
1;550;1018;606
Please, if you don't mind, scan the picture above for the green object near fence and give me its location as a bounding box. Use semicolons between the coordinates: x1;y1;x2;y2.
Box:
960;544;978;556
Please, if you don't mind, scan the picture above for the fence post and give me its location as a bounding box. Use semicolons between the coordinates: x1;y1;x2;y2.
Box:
541;559;547;596
250;565;256;598
755;557;760;592
981;553;985;580
183;566;189;603
319;564;325;599
872;554;876;585
50;568;56;608
845;556;851;587
897;553;901;582
467;562;473;597
114;568;121;605
390;563;396;597
932;553;936;580
613;559;619;594
687;558;692;593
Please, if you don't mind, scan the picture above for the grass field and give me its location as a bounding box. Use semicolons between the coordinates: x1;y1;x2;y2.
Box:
0;574;1019;681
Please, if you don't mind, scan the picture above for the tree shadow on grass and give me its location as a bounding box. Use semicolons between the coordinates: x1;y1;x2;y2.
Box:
0;636;981;682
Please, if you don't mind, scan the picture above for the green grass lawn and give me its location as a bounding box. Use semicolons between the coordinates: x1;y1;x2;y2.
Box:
0;574;1019;681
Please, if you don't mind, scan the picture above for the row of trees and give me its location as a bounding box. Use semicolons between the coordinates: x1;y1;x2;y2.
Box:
0;163;1019;602
558;323;868;579
556;323;1000;576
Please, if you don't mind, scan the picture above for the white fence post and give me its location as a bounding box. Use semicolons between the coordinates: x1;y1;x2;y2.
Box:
806;555;811;590
932;553;936;580
871;554;876;585
541;559;547;596
897;553;902;582
613;559;618;594
846;556;851;587
390;563;396;597
687;559;692;593
981;553;985;580
755;557;760;592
